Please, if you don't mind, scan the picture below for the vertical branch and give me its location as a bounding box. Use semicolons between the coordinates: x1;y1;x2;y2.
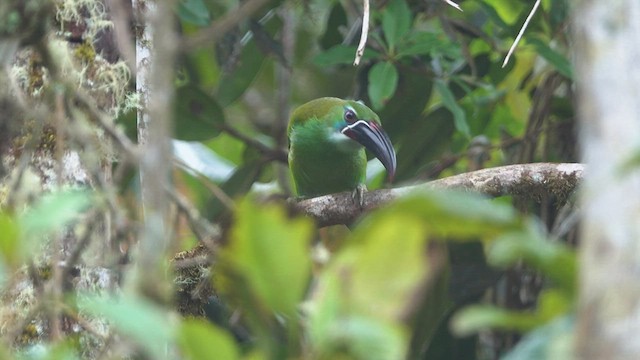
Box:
275;6;295;194
134;0;177;301
573;0;640;358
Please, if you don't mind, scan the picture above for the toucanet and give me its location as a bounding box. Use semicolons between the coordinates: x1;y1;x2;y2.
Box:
287;97;396;199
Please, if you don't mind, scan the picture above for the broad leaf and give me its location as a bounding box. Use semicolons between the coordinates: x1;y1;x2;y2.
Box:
219;199;313;317
368;61;399;110
178;0;211;26
313;45;380;67
217;39;264;106
173;85;224;141
80;295;174;360
528;37;573;79
382;0;412;52
435;79;470;138
179;319;239;360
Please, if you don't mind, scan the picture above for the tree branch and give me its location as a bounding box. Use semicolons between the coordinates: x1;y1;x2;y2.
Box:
292;163;584;227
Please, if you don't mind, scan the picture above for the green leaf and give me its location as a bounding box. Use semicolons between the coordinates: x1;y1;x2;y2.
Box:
313;45;380;67
502;315;575;360
528;37;573;79
0;212;20;268
397;32;445;57
205;160;263;220
178;0;211;26
368;61;399;110
488;227;577;295
435;79;470;138
382;0;412;52
179;319;239;360
80;295;174;360
320;4;348;49
217;39;264;106
174;85;224;141
363;190;521;240
20;189;93;240
219;199;313;316
309;212;429;358
346;214;430;320
451;305;539;336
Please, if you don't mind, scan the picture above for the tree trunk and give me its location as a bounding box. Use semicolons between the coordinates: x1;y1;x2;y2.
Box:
573;1;640;358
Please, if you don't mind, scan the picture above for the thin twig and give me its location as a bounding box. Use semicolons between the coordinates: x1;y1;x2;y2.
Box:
167;189;220;252
353;0;370;66
442;0;462;11
73;91;139;161
502;0;541;68
220;123;288;163
173;158;236;212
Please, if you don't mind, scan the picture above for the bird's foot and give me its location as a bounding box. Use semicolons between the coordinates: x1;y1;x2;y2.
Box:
351;184;368;209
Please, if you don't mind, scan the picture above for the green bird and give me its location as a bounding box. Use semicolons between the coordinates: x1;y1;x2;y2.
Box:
287;97;396;198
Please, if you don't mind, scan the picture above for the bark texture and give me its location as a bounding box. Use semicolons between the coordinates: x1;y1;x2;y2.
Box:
573;1;640;358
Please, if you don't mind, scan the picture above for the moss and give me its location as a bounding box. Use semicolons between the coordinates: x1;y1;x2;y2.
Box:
18;322;40;344
73;42;96;65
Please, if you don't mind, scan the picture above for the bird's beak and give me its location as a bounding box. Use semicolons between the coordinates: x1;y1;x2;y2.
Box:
341;120;397;181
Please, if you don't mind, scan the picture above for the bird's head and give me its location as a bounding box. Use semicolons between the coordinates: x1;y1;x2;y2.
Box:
288;97;397;180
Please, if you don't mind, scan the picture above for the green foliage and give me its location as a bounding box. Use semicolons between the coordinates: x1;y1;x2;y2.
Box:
368;61;399;110
179;319;240;360
177;0;211;27
173;85;224;141
0;0;580;358
381;0;412;53
218;198;313;318
80;295;174;360
20;189;93;241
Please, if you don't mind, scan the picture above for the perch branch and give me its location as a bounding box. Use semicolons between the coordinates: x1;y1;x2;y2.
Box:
291;163;584;227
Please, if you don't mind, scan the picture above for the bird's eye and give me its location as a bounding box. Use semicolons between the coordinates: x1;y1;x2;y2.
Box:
344;109;357;123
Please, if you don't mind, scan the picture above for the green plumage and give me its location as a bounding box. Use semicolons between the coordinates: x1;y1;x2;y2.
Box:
287;97;392;198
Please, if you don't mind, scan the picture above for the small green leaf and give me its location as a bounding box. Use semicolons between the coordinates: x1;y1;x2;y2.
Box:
0;212;20;268
382;0;412;52
219;199;313;317
502;316;575;360
179;319;239;360
451;305;538;336
313;45;380;67
178;0;211;26
368;61;399;110
20;189;93;240
80;295;174;360
435;79;470;137
488;228;577;295
174;85;224;141
528;37;573;79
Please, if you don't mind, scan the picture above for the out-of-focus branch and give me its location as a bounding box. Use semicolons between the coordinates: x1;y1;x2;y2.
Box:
292;163;584;227
181;0;270;52
135;0;177;302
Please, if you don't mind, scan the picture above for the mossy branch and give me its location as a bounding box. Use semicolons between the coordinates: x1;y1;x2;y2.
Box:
292;163;585;227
